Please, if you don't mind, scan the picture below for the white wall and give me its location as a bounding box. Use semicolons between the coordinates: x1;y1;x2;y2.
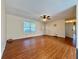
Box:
7;14;44;40
7;14;66;40
46;19;65;38
1;0;7;56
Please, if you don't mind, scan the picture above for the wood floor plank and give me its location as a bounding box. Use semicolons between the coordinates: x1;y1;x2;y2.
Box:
2;35;76;59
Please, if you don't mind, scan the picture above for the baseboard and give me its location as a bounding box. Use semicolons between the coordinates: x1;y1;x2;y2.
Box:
7;35;44;41
44;35;65;39
7;34;65;41
7;34;44;40
65;36;73;39
1;41;7;58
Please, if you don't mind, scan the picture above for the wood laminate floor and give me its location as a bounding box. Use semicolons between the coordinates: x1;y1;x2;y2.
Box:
2;35;76;59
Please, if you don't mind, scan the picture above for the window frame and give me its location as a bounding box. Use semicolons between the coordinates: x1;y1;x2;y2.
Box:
24;21;36;34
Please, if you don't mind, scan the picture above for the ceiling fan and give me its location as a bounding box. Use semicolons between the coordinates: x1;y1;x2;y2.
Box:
41;15;51;21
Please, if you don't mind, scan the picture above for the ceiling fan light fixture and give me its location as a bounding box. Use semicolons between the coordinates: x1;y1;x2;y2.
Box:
43;19;47;21
41;15;51;22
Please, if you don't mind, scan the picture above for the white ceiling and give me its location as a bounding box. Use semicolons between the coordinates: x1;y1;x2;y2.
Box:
51;6;76;20
6;0;77;21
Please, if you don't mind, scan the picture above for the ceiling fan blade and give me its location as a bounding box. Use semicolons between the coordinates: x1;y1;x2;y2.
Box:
47;16;51;20
40;15;51;21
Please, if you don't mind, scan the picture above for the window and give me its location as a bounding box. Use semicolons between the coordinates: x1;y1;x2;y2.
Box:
24;21;36;33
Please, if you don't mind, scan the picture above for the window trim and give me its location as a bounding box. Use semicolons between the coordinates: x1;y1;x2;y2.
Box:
24;21;36;34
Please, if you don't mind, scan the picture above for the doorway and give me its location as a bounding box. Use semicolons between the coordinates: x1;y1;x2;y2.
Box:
65;18;76;47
